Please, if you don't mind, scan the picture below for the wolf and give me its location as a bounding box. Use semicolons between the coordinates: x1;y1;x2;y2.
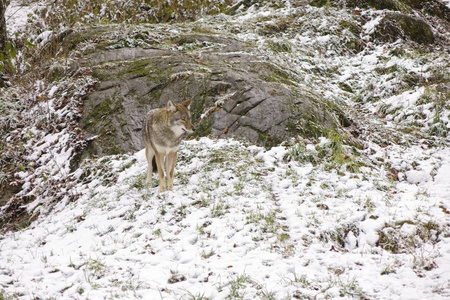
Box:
142;99;194;192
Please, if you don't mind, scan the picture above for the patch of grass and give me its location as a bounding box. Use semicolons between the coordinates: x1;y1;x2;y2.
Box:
168;270;187;284
175;203;189;221
185;291;211;300
247;210;277;234
83;257;108;287
267;39;292;53
201;248;215;259
381;260;400;275
211;201;228;218
193;196;210;208
130;174;146;190
377;219;445;254
153;228;162;238
256;288;277;300
234;181;244;194
319;223;360;248
285;271;311;288
225;273;255;300
377;226;405;253
324;276;367;299
287;131;362;172
287;139;318;165
412;245;439;273
310;0;333;8
119;158;136;172
278;232;290;242
429;106;448;138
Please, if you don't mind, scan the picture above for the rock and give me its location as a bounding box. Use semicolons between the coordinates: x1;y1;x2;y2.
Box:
404;0;450;22
312;0;450;21
374;13;434;44
0;72;11;88
345;0;409;11
70;26;351;157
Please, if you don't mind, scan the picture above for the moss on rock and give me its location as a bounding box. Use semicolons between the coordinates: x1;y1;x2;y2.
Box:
374;13;434;44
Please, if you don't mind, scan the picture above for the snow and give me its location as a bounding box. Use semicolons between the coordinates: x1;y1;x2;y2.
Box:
444;0;450;9
405;169;432;184
6;1;31;33
1;137;450;299
36;30;53;46
362;15;382;35
1;0;450;299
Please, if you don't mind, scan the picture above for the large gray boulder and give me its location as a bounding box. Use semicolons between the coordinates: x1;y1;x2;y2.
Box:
72;26;350;157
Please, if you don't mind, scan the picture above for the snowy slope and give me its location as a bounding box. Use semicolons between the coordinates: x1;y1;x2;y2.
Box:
1;137;450;299
1;0;450;299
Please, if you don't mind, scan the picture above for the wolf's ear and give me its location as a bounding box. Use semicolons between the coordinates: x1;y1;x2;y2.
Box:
182;99;192;109
167;100;177;112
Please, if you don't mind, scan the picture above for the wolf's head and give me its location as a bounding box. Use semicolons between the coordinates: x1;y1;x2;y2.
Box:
167;99;195;135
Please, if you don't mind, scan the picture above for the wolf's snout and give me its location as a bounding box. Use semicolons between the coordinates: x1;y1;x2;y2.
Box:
186;123;195;133
183;125;194;134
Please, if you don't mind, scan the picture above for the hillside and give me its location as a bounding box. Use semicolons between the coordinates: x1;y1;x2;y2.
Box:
1;0;450;299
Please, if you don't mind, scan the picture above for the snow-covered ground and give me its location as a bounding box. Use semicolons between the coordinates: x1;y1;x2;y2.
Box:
0;136;449;299
1;0;450;299
5;0;39;34
444;0;450;9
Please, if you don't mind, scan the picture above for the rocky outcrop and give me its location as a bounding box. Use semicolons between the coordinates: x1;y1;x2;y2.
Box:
75;27;351;156
374;13;435;44
310;0;448;46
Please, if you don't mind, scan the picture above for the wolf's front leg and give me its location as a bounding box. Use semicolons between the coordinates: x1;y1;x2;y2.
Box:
154;152;166;192
166;151;178;190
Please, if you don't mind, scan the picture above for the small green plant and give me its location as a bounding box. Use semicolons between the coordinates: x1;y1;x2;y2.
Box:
0;42;17;72
327;130;350;166
247;210;277;234
234;181;244;194
175;204;189;220
277;232;290;242
256;288;277;300
153;228;162;238
201;248;215;259
130;174;146;190
288;140;317;165
325;276;367;298
377;226;403;253
193;196;210;207
381;263;397;275
120;277;142;292
429;109;448;137
211;201;227;218
267;39;292;53
319;223;359;248
83;257;107;288
288;132;361;172
225;273;255;300
158;203;167;216
377;219;444;254
363;197;376;213
286;271;310;288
